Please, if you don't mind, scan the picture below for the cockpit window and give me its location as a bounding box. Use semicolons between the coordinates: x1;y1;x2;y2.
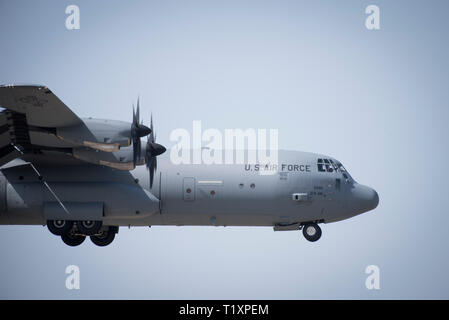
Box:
317;158;351;179
317;158;334;172
317;159;324;172
317;159;328;172
336;161;354;182
329;159;339;172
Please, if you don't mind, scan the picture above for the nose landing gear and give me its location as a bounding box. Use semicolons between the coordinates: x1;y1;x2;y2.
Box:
302;222;322;242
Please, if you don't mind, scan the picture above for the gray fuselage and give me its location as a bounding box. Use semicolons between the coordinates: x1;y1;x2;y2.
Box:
0;150;379;229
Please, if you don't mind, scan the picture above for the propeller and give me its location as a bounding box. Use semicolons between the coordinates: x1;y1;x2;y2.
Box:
130;98;166;183
145;115;166;188
131;98;152;168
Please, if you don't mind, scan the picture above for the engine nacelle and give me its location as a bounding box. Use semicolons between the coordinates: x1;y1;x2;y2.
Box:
56;118;132;152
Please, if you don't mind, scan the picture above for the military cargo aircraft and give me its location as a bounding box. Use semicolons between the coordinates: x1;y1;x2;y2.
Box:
0;85;378;247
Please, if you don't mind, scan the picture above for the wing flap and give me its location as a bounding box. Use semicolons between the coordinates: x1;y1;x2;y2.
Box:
0;131;10;147
0;112;20;166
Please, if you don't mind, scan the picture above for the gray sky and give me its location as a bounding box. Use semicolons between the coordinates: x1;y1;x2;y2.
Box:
0;0;448;299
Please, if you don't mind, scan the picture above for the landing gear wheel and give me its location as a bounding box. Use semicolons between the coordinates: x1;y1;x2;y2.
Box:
61;232;86;247
90;227;117;247
302;223;322;242
77;220;103;236
47;220;74;236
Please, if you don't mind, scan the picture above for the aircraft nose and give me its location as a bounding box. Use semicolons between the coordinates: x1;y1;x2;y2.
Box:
349;184;379;214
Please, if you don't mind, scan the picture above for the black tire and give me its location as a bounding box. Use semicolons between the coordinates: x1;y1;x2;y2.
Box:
90;227;117;247
302;223;322;242
61;232;86;247
77;220;103;236
47;220;74;236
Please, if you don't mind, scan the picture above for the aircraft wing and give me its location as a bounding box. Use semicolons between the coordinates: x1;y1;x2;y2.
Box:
0;84;82;127
0;84;164;174
0;84;84;166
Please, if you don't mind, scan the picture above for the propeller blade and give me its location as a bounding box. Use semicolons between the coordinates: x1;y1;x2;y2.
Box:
136;97;140;123
133;138;141;168
149;159;155;188
149;114;154;143
145;114;166;187
132;104;136;124
148;153;159;188
130;98;153;169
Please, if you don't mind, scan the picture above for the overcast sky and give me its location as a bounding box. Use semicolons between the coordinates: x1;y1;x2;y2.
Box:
0;0;448;299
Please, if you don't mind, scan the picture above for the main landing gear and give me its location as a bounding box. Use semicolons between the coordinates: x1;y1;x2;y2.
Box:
46;220;118;247
90;227;117;247
61;231;86;246
301;222;322;242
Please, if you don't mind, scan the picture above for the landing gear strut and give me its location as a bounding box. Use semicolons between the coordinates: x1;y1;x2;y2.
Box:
302;222;322;242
